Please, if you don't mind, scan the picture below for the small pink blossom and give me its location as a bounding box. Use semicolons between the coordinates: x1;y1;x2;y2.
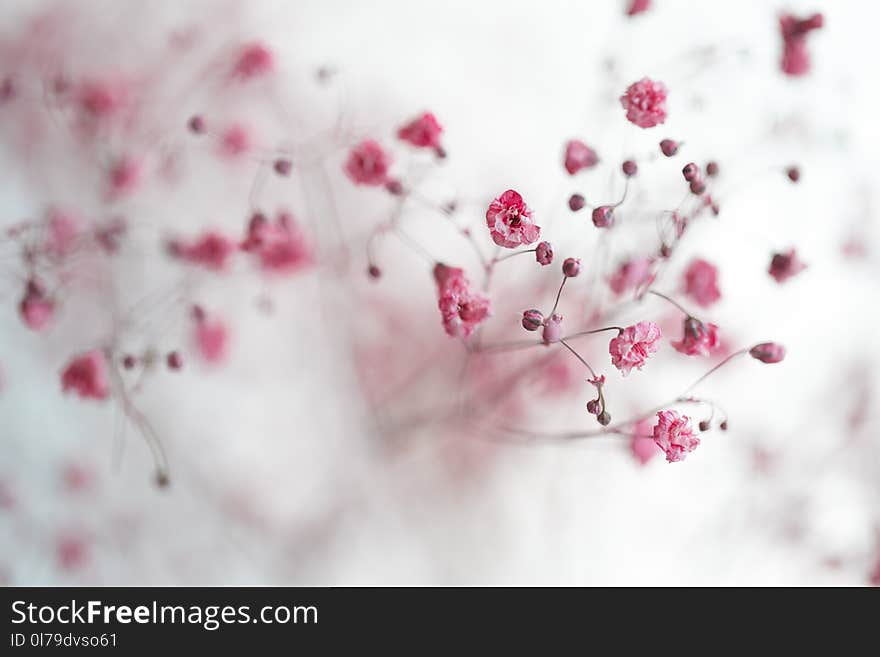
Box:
45;210;81;257
653;410;699;463
749;342;785;364
779;13;824;77
630;419;657;465
433;264;491;339
609;321;661;376
61;350;110;401
173;231;236;271
77;79;127;119
220;124;251;157
683;258;721;307
620;77;668;129
608;257;655;295
563;140;599;175
768;249;806;283
19;280;54;331
195;317;229;364
485;189;541;248
397;112;443;150
233;42;274;80
672;318;720;357
344;140;392;186
542;313;563;345
107;156;142;199
626;0;651;17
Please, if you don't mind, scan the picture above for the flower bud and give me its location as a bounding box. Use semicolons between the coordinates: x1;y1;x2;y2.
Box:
786;166;800;183
522;309;544;332
705;161;719;177
166;351;183;370
682;162;699;182
592;205;614;228
622;159;638;177
597;410;612;426
659;139;679;157
542;313;563;344
749;342;785;364
698;420;711;431
273;158;292;176
562;257;582;277
535;241;554;266
586;399;600;415
568;194;586;212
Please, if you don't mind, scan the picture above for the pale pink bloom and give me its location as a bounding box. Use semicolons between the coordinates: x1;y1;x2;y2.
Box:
620;77;668;129
45;209;81;257
768;249;806;283
682;258;721;307
221;124;251;157
485;189;541;248
19;280;54;331
608;257;655;295
345;140;392;186
174;231;236;271
609;321;661;376
195;317;229;363
749;342;785;364
653;410;699;463
630;419;657;465
61;350;110;400
542;313;563;345
626;0;651;17
233;42;274;80
397;112;443;150
672;318;720;357
242;212;313;274
563;140;599;175
77;79;127;119
433;263;491;339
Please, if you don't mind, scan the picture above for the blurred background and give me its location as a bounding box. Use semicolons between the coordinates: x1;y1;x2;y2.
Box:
1;0;878;585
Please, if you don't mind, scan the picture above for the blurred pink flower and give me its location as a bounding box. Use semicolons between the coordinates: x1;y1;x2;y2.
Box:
61;351;110;400
345;140;392;186
397;112;443;150
233;42;275;80
683;258;721;307
174;231;237;271
608;257;655;295
563;139;599;175
630;419;657;465
434;264;491;339
768;249;806;283
19;280;54;331
195;317;229;364
672;318;719;357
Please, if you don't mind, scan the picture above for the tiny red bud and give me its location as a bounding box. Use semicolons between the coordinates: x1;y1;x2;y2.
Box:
698;420;711;432
122;355;137;370
568;193;586;212
592;205;614;228
749;342;786;364
682;162;699;182
786;166;800;183
659;139;679;157
166;351;183;370
273;158;292;176
720;420;728;431
705;161;719;177
622;159;638;177
188;115;205;134
562;257;582;277
659;243;672;258
535;241;554;266
385;179;404;195
368;264;382;279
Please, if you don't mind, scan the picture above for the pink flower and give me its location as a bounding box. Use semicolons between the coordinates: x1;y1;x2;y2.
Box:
107;156;142;199
672;318;720;357
77;79;127;119
768;249;806;283
563;140;599;175
61;350;110;401
542;313;563;345
749;342;785;364
45;209;81;257
609;321;661;376
608;257;655;295
195;317;229;364
397;112;443;150
345;139;392;186
682;258;721;307
433;263;492;339
620;77;668;129
653;410;700;463
626;0;651;17
221;124;251;157
241;212;313;274
485;189;541;248
173;231;236;271
233;42;274;80
779;14;823;77
630;419;657;465
19;280;54;331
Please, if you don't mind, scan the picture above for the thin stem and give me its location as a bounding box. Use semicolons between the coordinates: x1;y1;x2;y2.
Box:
562;326;624;340
549;276;567;316
647;289;694;317
680;349;748;397
493;248;537;264
612;177;631;208
559;339;597;379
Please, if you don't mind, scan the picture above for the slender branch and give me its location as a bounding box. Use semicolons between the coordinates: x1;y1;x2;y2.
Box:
647;289;694;317
549;276;567;316
559;339;597;379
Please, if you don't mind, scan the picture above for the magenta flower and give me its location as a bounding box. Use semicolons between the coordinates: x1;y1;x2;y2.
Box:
563;139;599;175
620;77;668;129
433;264;491;339
19;280;54;331
768;249;806;283
672;318;720;357
609;321;661;376
652;410;700;463
174;231;237;271
626;0;651;17
397;112;443;150
344;139;392;186
61;350;110;401
242;212;313;274
683;258;721;307
779;13;823;77
749;342;785;364
233;42;274;80
195;317;229;364
485;189;541;248
608;257;655;295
